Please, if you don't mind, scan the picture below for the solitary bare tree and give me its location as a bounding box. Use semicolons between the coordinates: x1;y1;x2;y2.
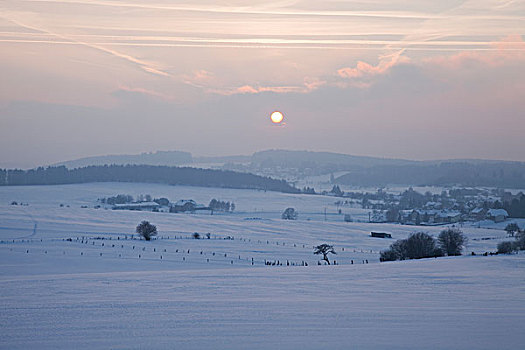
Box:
314;244;336;265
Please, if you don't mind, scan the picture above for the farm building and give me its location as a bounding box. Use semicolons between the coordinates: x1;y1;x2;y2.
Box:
112;202;160;211
371;232;392;239
486;209;509;223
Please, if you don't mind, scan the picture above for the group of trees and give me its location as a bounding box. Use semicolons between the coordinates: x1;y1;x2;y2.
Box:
380;229;467;262
497;229;525;254
301;186;316;194
0;165;299;193
502;193;525;218
208;199;235;212
100;194;160;205
335;161;525;188
99;194;134;205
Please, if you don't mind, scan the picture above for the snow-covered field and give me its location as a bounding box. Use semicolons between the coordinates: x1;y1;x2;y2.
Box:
1;183;524;349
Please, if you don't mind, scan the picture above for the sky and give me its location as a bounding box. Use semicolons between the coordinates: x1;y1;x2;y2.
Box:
1;0;525;168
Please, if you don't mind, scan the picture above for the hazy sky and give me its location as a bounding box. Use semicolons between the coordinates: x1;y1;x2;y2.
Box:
1;0;524;168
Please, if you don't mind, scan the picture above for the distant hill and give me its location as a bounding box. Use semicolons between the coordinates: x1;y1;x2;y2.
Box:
334;161;525;188
54;151;193;168
250;149;416;170
193;155;251;164
52;149;416;170
46;149;525;189
0;165;298;193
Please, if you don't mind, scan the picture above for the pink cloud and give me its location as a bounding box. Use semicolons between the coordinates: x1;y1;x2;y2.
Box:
423;35;525;69
208;77;326;96
182;69;216;88
218;85;303;95
337;50;409;79
116;85;174;101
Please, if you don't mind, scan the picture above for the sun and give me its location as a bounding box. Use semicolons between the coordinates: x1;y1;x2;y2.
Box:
270;111;284;124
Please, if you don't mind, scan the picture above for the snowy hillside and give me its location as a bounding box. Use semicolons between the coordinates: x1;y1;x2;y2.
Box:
1;183;524;349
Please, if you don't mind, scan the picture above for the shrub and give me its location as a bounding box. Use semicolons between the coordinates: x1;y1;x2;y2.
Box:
515;231;525;250
380;232;442;261
505;223;520;237
497;241;516;254
438;228;467;256
282;207;298;220
136;220;157;241
404;232;443;259
380;248;399;262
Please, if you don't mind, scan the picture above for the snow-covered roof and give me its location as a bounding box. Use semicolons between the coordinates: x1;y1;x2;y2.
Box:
436;211;461;218
471;208;485;214
174;199;197;206
487;209;509;217
113;202;160;208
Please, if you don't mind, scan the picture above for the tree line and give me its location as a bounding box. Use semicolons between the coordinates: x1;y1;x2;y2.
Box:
380;229;467;261
0;165;299;193
208;199;235;212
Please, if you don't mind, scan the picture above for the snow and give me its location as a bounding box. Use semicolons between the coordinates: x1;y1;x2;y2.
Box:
1;183;524;349
487;208;509;217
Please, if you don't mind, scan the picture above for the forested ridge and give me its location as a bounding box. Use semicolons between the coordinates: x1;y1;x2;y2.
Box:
0;165;299;193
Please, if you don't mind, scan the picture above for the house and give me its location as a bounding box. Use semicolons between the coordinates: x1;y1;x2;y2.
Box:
435;211;462;224
469;207;487;221
398;210;413;224
170;200;210;213
486;209;509;223
409;210;420;224
420;209;439;224
369;211;386;223
371;232;392;239
112;202;160;211
424;201;442;209
170;199;197;213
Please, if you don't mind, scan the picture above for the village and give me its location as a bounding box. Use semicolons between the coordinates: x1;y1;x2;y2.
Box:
98;194;234;214
93;185;525;229
332;186;524;226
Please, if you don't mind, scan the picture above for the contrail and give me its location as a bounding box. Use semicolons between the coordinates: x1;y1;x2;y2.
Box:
1;15;172;77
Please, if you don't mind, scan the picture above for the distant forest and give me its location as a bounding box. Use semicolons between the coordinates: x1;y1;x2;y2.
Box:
335;162;525;188
0;165;299;193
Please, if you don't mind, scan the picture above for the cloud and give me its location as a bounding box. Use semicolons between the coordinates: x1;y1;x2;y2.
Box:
115;86;174;101
337;49;408;79
212;78;326;96
182;69;216;88
423;35;525;69
2;15;172;78
334;50;410;89
25;0;447;20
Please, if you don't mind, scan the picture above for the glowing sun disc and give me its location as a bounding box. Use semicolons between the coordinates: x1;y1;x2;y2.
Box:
270;111;284;124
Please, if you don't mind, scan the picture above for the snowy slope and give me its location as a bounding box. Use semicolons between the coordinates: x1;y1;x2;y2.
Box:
0;183;523;349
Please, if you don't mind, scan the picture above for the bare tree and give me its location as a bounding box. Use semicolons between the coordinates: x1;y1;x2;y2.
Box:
282;207;298;220
497;241;516;254
136;220;157;241
314;244;336;265
505;223;520;237
438;228;467;256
